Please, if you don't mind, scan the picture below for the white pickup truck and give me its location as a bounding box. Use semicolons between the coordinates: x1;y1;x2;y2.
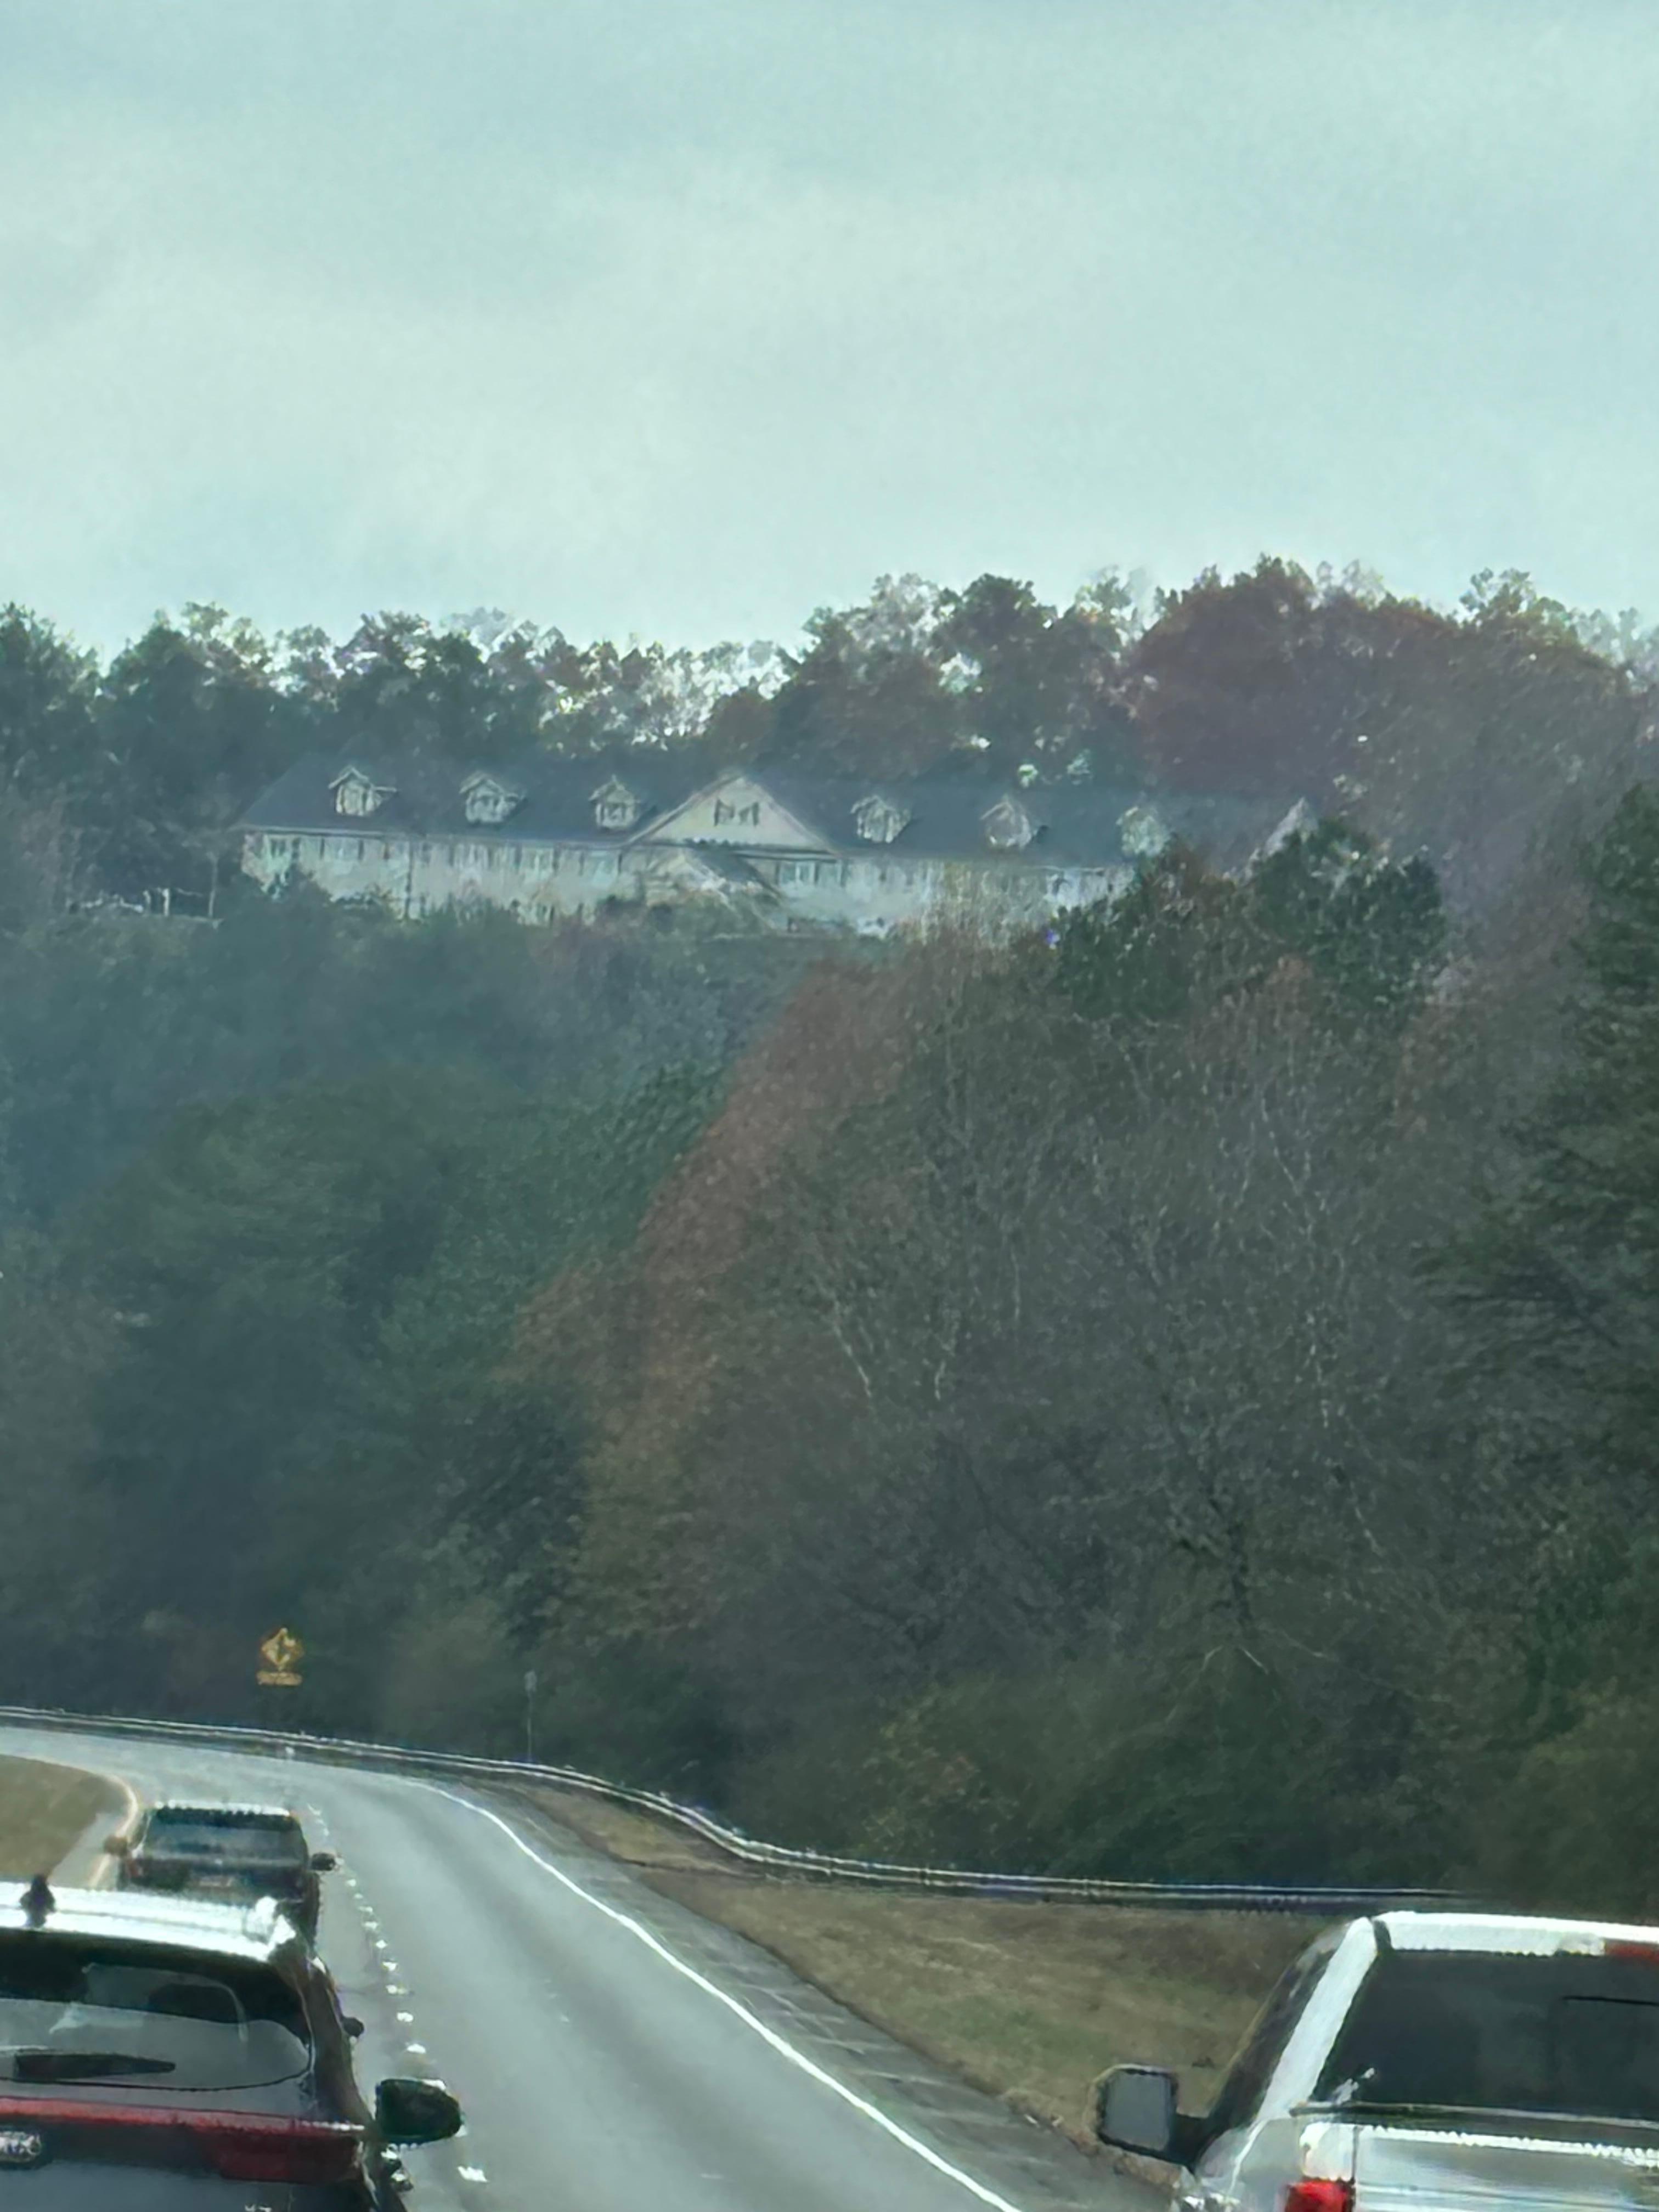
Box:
1096;1912;1659;2212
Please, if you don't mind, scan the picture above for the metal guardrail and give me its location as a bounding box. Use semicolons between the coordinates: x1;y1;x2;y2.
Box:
0;1701;1457;1915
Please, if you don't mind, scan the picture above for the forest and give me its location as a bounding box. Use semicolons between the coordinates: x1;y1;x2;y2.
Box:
2;554;1657;1912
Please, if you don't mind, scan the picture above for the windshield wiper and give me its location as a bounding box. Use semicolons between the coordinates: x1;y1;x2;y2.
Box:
8;2050;176;2081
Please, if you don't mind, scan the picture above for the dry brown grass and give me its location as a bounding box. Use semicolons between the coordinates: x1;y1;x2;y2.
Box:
0;1756;123;1879
518;1782;1325;2142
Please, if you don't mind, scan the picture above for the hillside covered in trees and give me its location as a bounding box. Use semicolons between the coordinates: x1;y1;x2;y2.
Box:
2;555;1658;1912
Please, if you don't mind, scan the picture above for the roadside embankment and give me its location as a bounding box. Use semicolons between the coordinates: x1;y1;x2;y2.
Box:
0;1754;130;1882
516;1781;1325;2143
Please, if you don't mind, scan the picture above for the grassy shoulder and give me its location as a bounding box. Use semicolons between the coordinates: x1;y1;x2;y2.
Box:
0;1756;125;1878
521;1783;1324;2142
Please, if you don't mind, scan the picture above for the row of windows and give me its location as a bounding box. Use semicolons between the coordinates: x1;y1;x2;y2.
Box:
249;833;617;875
248;834;1111;900
776;858;933;889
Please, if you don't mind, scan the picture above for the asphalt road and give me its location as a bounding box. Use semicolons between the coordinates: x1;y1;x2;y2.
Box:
0;1719;1158;2212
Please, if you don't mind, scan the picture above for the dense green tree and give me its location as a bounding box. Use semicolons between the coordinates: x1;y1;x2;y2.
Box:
0;606;100;807
1251;819;1446;1022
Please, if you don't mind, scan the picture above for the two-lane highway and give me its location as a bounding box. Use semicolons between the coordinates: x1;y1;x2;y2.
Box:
0;1720;1153;2212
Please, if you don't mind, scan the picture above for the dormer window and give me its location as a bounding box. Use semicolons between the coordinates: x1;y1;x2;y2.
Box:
591;775;642;832
330;766;393;818
1119;804;1171;860
851;793;912;845
980;794;1036;850
460;772;524;826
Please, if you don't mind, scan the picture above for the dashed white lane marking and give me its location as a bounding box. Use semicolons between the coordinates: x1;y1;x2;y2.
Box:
458;2164;488;2182
424;1784;1031;2212
396;2011;414;2023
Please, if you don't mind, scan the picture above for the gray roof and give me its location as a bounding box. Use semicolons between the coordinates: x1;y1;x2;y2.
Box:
749;771;1299;871
242;752;1302;872
0;1881;296;1960
243;751;701;845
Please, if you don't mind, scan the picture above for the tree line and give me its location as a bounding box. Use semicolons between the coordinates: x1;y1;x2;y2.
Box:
3;556;1654;914
1;556;1658;1910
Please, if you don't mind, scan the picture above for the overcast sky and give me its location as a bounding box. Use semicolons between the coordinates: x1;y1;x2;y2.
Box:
3;0;1655;656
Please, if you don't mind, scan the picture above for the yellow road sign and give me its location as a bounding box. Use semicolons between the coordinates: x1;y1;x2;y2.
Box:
257;1627;304;1687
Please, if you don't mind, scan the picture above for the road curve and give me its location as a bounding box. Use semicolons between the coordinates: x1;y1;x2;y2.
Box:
0;1719;1154;2212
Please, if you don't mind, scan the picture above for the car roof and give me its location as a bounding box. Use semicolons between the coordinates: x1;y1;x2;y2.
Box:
1375;1910;1659;1954
145;1801;301;1823
0;1881;298;1963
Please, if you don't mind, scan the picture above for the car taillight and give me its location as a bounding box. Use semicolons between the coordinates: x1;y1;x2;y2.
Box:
1284;2181;1353;2212
207;2123;360;2185
0;2097;360;2186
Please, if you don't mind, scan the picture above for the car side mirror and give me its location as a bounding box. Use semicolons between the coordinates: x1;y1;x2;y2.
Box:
309;1850;338;1872
342;2016;364;2039
102;1835;131;1857
375;2077;462;2147
1094;2065;1179;2158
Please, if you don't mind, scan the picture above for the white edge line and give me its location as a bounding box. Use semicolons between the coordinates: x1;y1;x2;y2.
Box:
422;1782;1031;2212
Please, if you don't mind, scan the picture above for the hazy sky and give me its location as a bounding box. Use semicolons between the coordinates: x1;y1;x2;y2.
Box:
3;0;1655;654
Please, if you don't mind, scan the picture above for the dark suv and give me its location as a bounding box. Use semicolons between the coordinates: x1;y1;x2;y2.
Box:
0;1876;459;2204
111;1802;335;1944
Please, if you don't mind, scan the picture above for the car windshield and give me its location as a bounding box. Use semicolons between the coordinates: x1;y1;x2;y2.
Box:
1314;1950;1659;2127
0;1936;311;2094
144;1816;305;1867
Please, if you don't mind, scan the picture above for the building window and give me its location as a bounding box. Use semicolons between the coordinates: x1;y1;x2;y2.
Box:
461;775;524;826
331;769;392;817
591;776;641;831
852;794;912;844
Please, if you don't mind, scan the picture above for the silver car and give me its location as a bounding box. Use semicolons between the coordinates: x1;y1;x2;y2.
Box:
1097;1911;1659;2212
